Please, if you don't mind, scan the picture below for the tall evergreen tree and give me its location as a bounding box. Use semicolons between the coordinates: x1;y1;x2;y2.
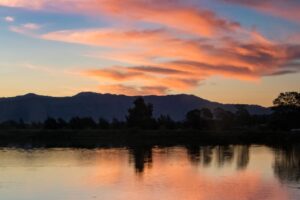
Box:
126;97;155;129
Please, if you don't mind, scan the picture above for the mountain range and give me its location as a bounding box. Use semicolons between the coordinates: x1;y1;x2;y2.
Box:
0;92;271;122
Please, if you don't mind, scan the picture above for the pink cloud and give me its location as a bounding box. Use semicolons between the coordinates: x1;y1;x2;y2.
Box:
2;0;300;96
98;84;169;96
4;16;14;22
0;0;43;9
23;23;40;30
10;23;41;35
0;0;239;36
54;27;299;95
43;29;168;47
97;0;240;36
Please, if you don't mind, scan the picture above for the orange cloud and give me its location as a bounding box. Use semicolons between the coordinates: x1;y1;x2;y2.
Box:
0;0;240;37
97;0;240;37
84;67;146;81
85;66;199;94
3;0;300;96
63;27;299;95
98;84;169;96
43;29;168;48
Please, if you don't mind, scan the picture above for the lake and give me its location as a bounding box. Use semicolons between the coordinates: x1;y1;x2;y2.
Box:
0;145;299;200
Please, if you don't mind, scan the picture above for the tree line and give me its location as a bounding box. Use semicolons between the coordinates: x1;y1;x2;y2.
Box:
0;92;299;131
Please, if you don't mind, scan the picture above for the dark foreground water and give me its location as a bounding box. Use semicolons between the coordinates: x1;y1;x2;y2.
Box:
0;145;300;200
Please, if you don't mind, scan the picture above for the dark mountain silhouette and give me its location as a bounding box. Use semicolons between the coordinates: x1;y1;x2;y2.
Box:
0;92;271;122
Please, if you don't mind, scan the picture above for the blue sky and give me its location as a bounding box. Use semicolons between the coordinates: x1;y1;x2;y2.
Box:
0;0;299;106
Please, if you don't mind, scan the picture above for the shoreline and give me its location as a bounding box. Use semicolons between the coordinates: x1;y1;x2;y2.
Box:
0;129;299;148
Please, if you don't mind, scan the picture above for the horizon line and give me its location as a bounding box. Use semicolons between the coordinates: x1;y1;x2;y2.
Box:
0;91;270;107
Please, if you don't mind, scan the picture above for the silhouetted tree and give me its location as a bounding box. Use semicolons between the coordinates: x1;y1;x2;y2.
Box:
98;118;110;129
185;109;202;129
271;92;300;130
0;120;18;129
111;118;125;129
157;115;176;129
44;118;59;129
126;97;156;129
214;107;235;130
201;108;213;120
273;92;300;107
57;118;67;129
235;105;251;127
200;108;214;130
1;91;299;132
251;114;269;130
69;117;96;129
31;121;43;129
16;119;27;129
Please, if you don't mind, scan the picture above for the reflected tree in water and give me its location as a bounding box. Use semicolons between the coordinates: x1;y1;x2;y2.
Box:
236;145;250;170
216;146;234;167
273;146;300;183
129;146;153;174
185;145;250;169
73;146;249;175
215;146;249;169
186;145;201;165
186;145;214;167
202;146;214;167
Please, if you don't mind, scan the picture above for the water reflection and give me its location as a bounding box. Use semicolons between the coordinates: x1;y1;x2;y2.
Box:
129;145;153;174
0;145;299;200
186;145;202;165
128;145;251;173
202;146;214;166
180;145;249;170
216;145;234;167
274;145;300;183
236;145;250;170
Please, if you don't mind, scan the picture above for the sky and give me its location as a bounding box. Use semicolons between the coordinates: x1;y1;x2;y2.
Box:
0;0;299;106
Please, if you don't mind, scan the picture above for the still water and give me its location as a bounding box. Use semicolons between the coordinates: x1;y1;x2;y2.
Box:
0;145;299;200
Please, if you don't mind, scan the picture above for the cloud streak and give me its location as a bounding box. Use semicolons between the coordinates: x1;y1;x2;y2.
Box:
4;16;14;22
40;27;300;94
10;23;41;35
0;0;240;36
2;0;300;95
